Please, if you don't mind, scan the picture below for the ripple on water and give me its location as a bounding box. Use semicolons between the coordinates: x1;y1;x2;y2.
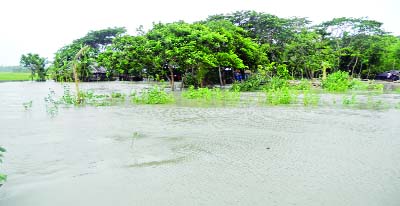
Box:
1;82;400;206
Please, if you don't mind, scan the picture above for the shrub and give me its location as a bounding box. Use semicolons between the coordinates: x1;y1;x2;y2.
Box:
183;86;240;102
182;73;198;88
231;76;262;92
182;86;213;99
322;71;350;92
132;86;174;104
263;77;289;90
294;79;312;90
349;79;369;90
265;87;298;105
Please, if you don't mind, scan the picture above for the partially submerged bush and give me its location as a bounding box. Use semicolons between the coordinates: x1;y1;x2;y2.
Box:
132;86;174;104
322;71;350;92
302;90;320;106
231;75;263;92
294;79;312;91
183;86;213;99
263;77;289;90
183;86;240;102
231;73;267;92
265;87;298;105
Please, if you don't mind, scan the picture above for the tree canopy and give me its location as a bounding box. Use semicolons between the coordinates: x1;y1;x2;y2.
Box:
20;53;47;81
47;11;400;85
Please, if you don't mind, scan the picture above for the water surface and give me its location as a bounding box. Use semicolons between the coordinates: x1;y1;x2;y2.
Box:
0;81;399;206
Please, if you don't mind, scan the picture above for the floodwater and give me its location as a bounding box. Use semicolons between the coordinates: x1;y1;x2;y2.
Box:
0;81;400;206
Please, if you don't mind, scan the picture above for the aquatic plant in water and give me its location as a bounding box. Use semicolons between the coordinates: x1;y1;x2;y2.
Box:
350;79;384;93
294;79;312;91
342;93;357;106
61;85;126;107
303;90;320;106
182;86;240;102
22;100;33;110
132;86;174;104
44;89;59;117
265;87;298;105
0;146;6;184
61;85;76;105
263;77;289;91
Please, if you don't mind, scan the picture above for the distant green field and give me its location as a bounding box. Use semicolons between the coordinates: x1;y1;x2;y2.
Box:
0;72;31;81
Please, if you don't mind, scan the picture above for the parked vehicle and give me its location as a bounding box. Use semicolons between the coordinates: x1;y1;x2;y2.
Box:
376;70;399;81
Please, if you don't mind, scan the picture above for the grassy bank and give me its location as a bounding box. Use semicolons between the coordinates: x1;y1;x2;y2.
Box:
0;72;31;81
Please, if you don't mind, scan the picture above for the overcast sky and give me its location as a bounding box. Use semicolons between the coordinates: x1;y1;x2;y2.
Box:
1;0;399;66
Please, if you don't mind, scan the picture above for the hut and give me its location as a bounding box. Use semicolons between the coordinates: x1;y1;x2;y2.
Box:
90;66;107;81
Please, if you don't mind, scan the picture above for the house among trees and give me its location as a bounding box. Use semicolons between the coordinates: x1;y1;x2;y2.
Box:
90;65;107;81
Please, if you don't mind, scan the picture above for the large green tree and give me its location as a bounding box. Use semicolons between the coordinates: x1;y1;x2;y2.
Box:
20;53;47;81
315;17;388;77
47;11;400;83
50;27;126;81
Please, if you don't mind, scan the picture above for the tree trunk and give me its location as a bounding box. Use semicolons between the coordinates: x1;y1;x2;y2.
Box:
218;66;223;88
351;56;358;78
169;66;175;91
358;62;363;78
322;66;327;81
180;68;189;91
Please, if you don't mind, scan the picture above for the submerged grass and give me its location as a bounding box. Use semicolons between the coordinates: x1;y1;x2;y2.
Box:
43;85;129;116
182;86;241;104
36;80;400;117
302;90;320;106
264;87;298;105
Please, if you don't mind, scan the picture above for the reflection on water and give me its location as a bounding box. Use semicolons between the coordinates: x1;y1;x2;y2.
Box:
0;81;400;206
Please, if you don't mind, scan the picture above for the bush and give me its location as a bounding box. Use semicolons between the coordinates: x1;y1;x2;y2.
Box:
231;75;263;92
265;87;298;105
183;86;240;101
263;77;289;90
322;71;350;92
182;86;213;99
294;79;312;90
132;86;174;104
182;73;198;87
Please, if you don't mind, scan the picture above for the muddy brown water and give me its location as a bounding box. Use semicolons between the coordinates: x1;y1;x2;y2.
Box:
0;81;400;206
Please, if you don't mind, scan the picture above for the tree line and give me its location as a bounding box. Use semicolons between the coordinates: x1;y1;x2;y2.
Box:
21;10;400;86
